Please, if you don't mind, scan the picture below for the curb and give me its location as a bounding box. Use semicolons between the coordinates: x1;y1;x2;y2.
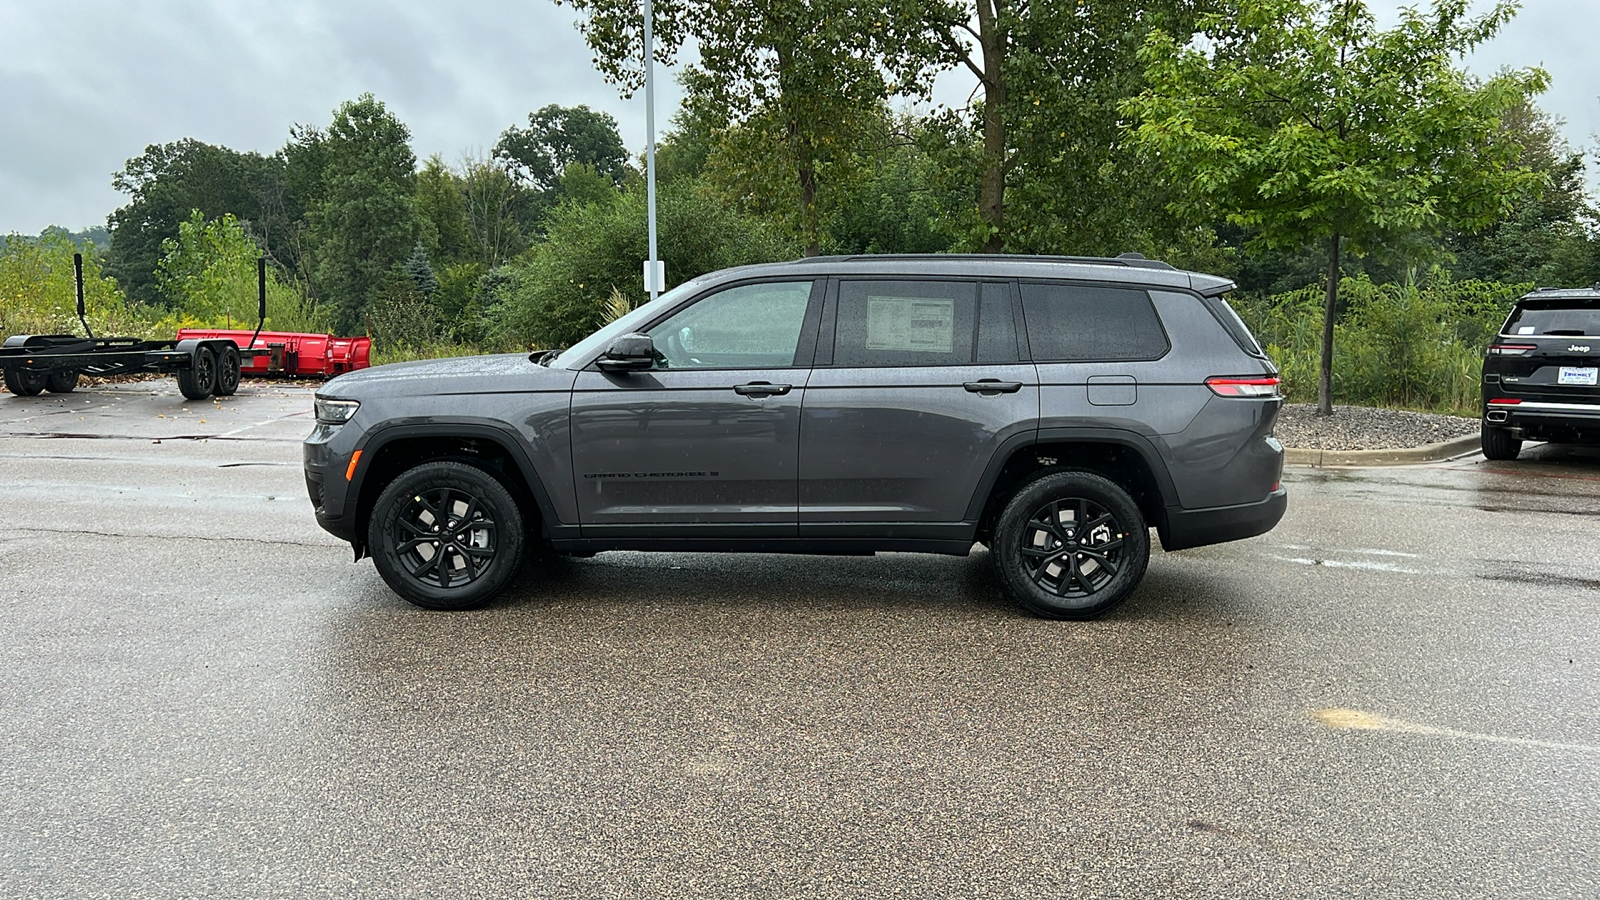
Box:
1284;433;1481;467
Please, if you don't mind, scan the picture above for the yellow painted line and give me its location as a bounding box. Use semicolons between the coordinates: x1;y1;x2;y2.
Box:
1314;708;1600;754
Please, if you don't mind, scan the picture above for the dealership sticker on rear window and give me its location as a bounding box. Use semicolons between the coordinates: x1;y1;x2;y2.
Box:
1558;366;1598;386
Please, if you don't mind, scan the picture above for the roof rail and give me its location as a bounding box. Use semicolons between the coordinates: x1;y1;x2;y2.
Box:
790;253;1178;271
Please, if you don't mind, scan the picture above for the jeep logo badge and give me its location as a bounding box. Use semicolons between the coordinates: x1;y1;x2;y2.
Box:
1571;345;1592;352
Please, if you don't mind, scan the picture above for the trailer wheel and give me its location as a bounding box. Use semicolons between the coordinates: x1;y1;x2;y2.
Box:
177;345;217;400
46;369;80;393
368;461;526;611
214;346;241;396
4;368;47;397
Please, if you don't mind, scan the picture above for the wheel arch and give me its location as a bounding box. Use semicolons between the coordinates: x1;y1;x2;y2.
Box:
349;422;559;558
970;430;1176;543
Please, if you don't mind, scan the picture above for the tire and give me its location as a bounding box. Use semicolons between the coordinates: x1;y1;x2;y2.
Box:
368;461;526;610
1480;422;1522;461
993;470;1150;620
46;369;80;393
213;345;241;397
177;345;217;400
4;368;48;397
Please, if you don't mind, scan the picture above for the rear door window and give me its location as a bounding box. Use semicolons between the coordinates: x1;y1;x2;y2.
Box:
1020;283;1169;361
832;280;979;367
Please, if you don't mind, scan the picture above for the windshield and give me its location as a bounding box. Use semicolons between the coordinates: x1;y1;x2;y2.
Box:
551;279;702;369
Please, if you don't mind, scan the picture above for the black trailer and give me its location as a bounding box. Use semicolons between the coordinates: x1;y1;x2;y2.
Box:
2;255;270;402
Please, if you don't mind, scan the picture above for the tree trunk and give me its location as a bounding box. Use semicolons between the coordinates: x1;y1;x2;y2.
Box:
976;0;1006;253
1317;233;1342;417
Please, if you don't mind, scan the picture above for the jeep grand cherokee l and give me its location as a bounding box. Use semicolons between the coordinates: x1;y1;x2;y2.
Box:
304;254;1287;619
1482;287;1600;460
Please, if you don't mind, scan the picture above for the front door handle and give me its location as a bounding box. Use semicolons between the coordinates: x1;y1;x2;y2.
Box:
963;379;1024;395
734;381;792;397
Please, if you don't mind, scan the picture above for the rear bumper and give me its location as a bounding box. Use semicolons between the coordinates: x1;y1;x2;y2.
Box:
1483;399;1600;442
1158;487;1287;552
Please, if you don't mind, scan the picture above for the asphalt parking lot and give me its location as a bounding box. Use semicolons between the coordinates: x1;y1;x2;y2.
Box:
2;380;1596;899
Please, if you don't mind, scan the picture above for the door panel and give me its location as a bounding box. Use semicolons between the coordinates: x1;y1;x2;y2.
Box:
799;364;1037;525
571;369;806;531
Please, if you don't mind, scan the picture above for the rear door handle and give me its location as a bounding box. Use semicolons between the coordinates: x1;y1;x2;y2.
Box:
734;381;792;397
963;380;1023;395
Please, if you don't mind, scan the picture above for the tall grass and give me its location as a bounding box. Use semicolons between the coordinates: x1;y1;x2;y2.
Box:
1232;275;1531;415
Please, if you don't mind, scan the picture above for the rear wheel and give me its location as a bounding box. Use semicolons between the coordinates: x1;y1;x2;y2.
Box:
177;345;217;400
368;461;526;610
213;345;241;396
1481;422;1522;461
993;470;1150;620
5;368;48;396
46;369;80;393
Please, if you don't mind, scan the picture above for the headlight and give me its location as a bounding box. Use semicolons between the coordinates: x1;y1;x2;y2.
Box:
315;397;360;425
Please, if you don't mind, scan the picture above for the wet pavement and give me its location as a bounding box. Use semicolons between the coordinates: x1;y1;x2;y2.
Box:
2;383;1596;898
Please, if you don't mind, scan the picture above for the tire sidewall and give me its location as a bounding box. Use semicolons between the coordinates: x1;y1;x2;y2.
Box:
367;460;526;610
214;346;241;396
994;470;1150;620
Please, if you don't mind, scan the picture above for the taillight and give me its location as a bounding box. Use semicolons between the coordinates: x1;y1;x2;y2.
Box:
1487;344;1536;356
1206;376;1281;398
1487;397;1522;405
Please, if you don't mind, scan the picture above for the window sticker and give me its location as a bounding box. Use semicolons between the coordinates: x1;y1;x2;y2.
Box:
1518;326;1535;334
866;296;955;352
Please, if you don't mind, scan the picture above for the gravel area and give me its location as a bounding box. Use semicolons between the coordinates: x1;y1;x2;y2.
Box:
1274;403;1479;451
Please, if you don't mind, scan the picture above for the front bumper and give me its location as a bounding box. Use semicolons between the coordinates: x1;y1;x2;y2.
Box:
304;422;360;543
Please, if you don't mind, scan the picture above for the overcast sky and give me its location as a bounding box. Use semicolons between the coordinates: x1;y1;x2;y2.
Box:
1;0;1596;236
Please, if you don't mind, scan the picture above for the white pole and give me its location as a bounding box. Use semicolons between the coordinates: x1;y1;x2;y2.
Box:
644;0;660;301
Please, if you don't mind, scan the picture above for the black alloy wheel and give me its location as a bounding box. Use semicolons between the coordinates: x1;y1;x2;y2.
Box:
214;345;241;396
368;461;525;610
178;345;217;400
994;470;1150;620
4;368;48;397
46;369;80;393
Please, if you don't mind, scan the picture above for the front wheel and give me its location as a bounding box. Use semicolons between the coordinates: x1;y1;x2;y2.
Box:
993;471;1150;620
368;461;526;610
1481;422;1522;461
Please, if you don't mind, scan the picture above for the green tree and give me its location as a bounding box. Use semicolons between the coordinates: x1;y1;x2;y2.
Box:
0;232;134;337
299;94;421;335
105;139;289;306
403;241;440;297
1445;97;1599;286
459;153;535;268
494;104;631;191
1124;0;1547;414
153;210;312;330
558;0;939;255
488;178;796;348
415;155;475;266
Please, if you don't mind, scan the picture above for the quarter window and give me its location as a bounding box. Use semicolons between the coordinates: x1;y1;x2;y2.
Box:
1020;283;1169;361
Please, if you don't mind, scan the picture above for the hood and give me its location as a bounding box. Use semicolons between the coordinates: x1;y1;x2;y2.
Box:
319;353;577;399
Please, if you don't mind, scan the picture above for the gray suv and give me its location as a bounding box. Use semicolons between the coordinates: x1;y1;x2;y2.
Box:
304;255;1286;619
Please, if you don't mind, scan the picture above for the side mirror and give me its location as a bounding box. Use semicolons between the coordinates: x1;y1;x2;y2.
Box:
595;333;655;372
